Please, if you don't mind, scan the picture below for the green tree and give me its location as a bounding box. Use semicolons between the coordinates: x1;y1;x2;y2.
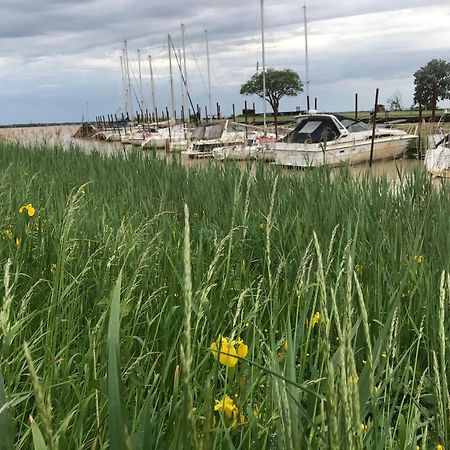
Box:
413;59;450;122
240;68;303;136
386;90;403;111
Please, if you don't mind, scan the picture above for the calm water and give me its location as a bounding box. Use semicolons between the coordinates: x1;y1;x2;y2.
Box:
0;124;426;182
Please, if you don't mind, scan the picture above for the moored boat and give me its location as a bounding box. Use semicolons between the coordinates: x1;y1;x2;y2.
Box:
274;112;417;167
425;134;450;177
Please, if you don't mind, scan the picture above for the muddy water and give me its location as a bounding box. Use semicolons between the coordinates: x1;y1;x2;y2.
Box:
0;124;426;182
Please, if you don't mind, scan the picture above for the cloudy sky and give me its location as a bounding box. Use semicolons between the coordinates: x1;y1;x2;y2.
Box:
1;0;449;124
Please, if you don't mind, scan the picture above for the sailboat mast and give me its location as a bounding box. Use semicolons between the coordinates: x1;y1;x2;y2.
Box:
205;29;212;116
303;4;310;104
148;55;157;120
260;0;267;128
124;40;133;119
137;49;144;114
181;24;189;122
168;34;176;121
120;55;128;119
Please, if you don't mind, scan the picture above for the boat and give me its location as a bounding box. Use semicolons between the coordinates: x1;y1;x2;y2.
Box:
274;112;417;167
212;133;277;161
182;120;249;158
141;125;186;150
425;133;450;177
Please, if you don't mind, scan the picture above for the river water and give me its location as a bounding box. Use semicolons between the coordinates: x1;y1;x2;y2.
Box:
0;124;426;182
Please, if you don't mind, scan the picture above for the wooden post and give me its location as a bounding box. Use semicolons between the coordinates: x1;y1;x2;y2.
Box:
166;107;172;141
306;96;310;111
197;105;201;122
216;102;220;120
155;107;159;127
314;97;317;110
205;106;208;121
369;88;379;168
244;101;248;125
355;93;358;121
232;104;236;121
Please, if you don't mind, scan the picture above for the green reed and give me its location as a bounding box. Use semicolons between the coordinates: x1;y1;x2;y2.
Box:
0;140;449;449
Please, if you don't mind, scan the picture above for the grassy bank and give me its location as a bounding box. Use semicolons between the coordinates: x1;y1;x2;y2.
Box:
0;142;449;449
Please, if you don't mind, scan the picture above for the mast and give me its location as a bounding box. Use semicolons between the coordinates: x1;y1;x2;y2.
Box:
137;49;145;114
303;3;310;103
168;34;176;121
178;48;185;120
205;29;212;116
120;55;128;118
181;24;189;122
124;40;133;119
148;55;157;120
260;0;267;128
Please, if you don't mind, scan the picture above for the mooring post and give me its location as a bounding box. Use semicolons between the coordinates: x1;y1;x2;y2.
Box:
244;101;248;125
355;93;358;121
166;107;172;141
314;97;318;110
307;96;310;111
369;88;379;168
232;104;236;121
217;102;220;120
205;106;208;122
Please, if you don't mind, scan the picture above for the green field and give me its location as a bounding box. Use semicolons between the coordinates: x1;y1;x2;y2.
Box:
1;142;450;449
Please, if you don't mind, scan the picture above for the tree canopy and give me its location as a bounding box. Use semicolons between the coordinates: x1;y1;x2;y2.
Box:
240;68;303;134
413;59;450;120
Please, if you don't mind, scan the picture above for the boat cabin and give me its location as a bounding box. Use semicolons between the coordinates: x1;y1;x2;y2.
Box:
284;114;370;144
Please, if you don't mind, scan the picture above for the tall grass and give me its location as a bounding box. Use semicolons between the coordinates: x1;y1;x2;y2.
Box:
0;141;449;449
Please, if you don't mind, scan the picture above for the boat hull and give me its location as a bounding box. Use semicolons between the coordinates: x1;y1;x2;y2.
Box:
274;136;413;167
212;144;275;161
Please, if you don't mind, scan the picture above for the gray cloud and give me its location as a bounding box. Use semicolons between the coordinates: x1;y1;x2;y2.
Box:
0;0;449;123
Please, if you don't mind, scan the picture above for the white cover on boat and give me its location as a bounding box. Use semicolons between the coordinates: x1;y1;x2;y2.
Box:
425;146;450;175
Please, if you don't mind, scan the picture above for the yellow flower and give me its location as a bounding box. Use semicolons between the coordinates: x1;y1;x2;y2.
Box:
15;237;20;246
2;229;13;240
413;255;424;263
214;395;238;419
361;423;368;431
233;338;248;359
283;339;288;352
259;223;265;230
355;264;363;273
210;336;248;368
311;311;321;327
437;445;443;450
18;203;36;217
51;264;57;273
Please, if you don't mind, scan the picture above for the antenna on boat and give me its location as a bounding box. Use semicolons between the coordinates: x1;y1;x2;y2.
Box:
260;0;267;129
168;34;176;122
148;55;157;121
205;29;212;118
303;3;310;102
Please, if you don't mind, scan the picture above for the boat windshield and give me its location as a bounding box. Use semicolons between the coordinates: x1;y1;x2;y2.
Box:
285;116;341;143
340;119;369;132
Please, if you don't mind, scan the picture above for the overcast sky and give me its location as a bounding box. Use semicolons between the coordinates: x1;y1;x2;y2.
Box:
1;0;449;124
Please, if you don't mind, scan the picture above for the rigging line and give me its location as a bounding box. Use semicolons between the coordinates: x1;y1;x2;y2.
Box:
128;63;146;113
170;39;199;124
185;32;208;94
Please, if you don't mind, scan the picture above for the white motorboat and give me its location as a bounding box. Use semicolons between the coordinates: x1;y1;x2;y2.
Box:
212;134;277;161
141;125;186;150
274;112;417;168
425;134;450;177
182;120;251;158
